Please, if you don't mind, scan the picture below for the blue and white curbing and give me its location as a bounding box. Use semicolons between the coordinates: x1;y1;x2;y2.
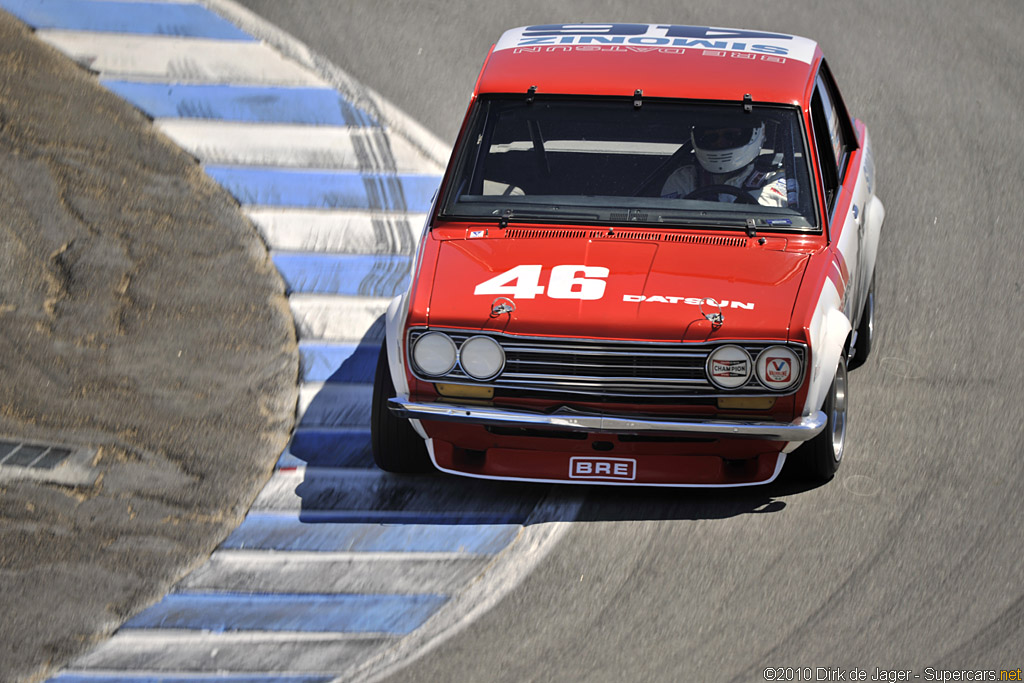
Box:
0;1;580;680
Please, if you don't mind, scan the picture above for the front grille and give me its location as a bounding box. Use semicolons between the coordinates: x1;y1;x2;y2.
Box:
409;330;804;398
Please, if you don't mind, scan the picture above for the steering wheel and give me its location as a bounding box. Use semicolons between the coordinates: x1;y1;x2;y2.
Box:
683;185;759;205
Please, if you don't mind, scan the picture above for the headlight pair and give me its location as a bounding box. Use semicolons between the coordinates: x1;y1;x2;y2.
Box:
706;344;801;392
411;332;504;380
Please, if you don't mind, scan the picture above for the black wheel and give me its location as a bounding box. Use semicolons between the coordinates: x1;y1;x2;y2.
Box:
848;274;875;371
790;355;848;482
371;344;432;473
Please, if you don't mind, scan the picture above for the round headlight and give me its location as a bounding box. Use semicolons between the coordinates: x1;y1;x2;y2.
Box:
459;335;505;380
412;332;457;377
706;345;753;390
755;346;801;391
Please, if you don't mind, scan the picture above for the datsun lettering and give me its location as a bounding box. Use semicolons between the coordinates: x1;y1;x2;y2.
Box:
371;23;884;486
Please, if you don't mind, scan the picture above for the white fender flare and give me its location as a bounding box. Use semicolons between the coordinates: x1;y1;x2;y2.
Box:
384;294;408;395
803;279;852;417
384;293;429;440
860;195;886;293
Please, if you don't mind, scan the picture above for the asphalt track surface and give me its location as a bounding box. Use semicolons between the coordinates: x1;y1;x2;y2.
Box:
234;1;1024;680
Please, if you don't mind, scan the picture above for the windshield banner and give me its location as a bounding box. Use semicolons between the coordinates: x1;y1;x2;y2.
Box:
494;24;818;64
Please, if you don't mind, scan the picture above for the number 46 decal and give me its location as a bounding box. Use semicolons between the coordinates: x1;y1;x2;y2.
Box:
474;264;609;300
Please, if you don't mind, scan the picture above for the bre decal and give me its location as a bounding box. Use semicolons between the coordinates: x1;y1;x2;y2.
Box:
765;357;792;383
569;457;637;481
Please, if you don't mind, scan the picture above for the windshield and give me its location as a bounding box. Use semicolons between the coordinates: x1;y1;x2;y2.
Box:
439;96;817;231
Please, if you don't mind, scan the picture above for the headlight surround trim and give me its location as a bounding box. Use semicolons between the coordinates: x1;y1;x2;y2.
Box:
705;344;754;390
411;331;458;377
754;345;803;391
459;335;506;380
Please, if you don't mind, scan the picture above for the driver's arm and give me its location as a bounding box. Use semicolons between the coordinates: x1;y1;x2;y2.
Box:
660;166;697;199
755;176;789;207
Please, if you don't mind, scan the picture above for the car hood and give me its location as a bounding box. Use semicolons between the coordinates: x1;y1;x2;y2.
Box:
425;233;810;342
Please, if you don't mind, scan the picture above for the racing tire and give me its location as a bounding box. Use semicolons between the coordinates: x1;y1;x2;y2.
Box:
790;355;848;482
371;344;433;473
848;275;874;371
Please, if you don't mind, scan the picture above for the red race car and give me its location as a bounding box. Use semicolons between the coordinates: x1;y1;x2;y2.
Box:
373;24;884;487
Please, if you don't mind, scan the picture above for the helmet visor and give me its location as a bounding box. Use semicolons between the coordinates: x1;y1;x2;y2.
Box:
694;126;755;151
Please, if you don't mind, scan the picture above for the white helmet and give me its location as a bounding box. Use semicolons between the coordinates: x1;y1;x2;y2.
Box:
692;122;765;175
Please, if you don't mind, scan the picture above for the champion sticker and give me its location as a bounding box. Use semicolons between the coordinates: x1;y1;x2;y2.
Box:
712;359;748;378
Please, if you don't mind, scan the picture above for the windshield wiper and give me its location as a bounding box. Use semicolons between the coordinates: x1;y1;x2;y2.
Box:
653;213;802;232
652;213;752;229
493;207;600;227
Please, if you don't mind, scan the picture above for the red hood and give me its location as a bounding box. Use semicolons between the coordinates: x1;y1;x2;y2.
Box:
425;232;811;342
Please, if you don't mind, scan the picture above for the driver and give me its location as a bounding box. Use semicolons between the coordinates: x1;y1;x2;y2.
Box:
661;122;788;207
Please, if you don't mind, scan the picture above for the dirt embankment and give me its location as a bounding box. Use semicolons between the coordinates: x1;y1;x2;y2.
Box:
0;12;297;681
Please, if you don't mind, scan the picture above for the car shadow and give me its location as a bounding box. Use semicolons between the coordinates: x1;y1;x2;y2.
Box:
569;470;824;523
290;315;825;527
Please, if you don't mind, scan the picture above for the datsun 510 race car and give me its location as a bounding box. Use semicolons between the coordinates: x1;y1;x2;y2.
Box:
371;23;884;486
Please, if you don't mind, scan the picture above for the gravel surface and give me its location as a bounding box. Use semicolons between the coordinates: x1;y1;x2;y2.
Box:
0;13;297;681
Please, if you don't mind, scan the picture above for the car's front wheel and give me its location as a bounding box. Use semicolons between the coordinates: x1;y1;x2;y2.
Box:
791;355;848;481
371;344;432;473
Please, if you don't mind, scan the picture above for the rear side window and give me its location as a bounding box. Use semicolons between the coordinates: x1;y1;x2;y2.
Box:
810;61;857;215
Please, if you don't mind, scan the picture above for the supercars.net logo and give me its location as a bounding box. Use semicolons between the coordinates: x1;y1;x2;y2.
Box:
569;457;637;481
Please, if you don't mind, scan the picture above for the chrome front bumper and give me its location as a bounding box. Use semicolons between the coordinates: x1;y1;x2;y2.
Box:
389;397;826;442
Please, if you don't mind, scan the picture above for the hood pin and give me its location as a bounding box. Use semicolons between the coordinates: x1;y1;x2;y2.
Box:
699;298;724;327
491;297;516;317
